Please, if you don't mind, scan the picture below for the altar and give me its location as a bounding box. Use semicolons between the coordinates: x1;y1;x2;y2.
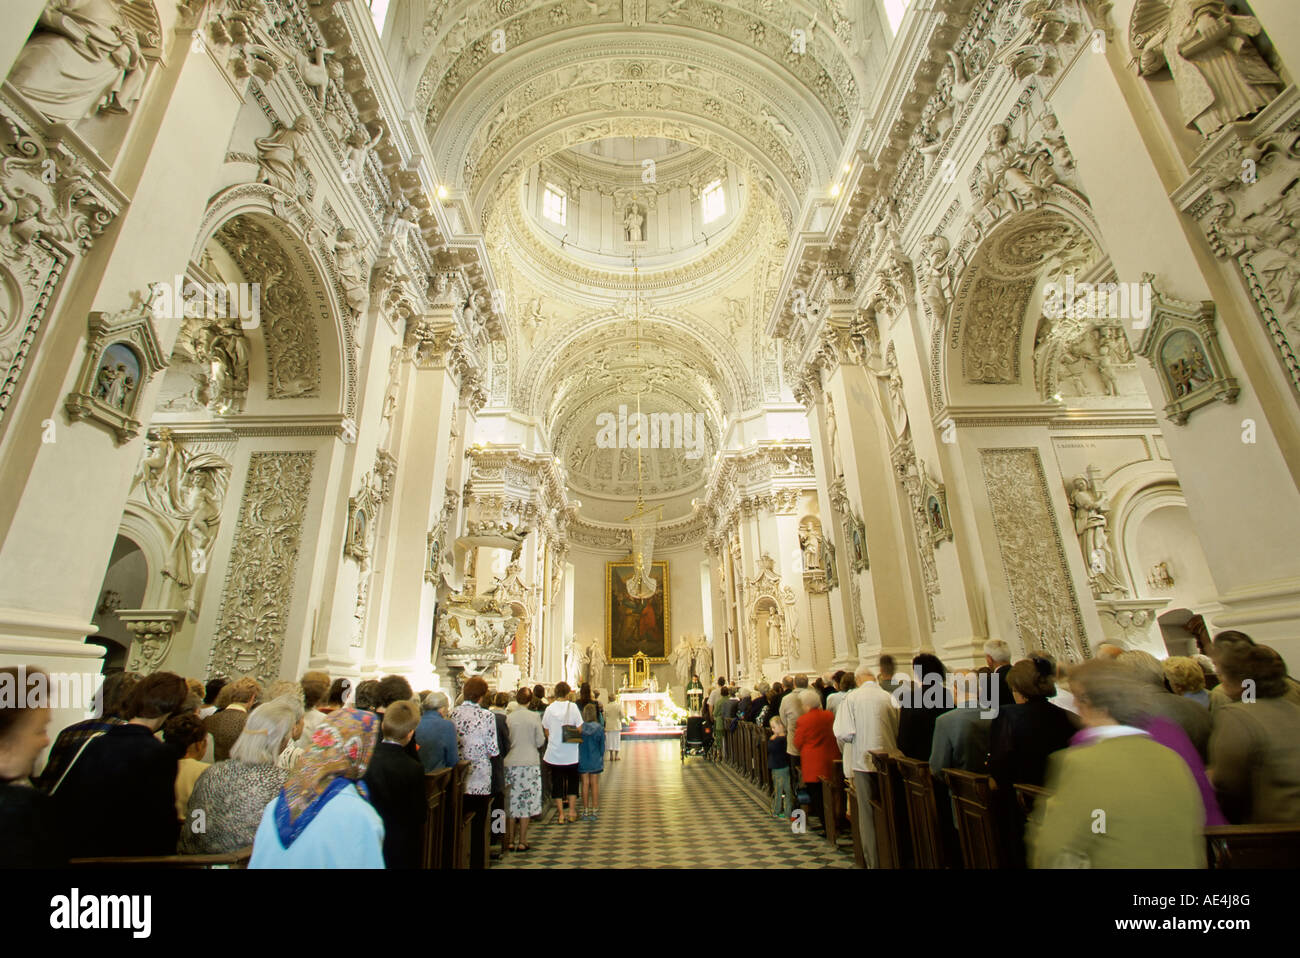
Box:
618;691;671;723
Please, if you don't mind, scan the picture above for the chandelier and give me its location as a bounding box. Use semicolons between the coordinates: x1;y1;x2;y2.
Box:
624;135;660;600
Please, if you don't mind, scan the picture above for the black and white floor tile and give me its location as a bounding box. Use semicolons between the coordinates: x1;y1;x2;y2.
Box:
495;740;855;869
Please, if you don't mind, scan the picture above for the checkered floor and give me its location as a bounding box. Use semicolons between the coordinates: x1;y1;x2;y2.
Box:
494;740;855;869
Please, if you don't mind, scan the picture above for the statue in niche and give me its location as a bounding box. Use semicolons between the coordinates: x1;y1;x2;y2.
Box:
800;528;822;571
623;204;646;243
255;115;312;197
1134;0;1284;138
8;0;146;124
331;228;371;320
205;317;249;414
1067;469;1127;596
976;122;1057;215
766;613;782;657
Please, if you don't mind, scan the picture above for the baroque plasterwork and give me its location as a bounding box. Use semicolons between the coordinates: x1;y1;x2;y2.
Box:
208;451;316;685
417;2;855;175
979;446;1089;664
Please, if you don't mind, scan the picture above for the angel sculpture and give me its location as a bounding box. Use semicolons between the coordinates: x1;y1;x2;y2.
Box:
1133;0;1283;138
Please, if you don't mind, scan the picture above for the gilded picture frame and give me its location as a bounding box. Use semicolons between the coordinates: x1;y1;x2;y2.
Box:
606;559;670;663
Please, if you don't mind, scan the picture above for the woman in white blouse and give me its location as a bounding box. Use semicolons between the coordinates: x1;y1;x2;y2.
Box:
541;682;583;823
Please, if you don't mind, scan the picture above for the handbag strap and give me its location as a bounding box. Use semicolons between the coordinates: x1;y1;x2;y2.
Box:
48;730;105;796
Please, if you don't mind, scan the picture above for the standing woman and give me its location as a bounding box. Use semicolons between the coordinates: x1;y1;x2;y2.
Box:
249;708;384;868
541;681;583;823
578;703;606;820
504;688;546;851
0;667;65;867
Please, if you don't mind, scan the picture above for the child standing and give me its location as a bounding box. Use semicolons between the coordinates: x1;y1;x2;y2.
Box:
578;703;605;821
768;716;793;820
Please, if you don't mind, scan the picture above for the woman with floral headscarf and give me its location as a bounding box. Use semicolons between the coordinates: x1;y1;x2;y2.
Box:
249;708;385;868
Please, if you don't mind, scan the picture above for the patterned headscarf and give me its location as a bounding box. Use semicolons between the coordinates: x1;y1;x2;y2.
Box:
273;707;377;847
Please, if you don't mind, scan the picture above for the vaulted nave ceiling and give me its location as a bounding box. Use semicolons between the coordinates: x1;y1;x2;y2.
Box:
380;0;877;522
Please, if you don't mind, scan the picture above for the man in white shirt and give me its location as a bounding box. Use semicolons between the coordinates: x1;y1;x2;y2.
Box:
832;664;900;868
707;677;726;718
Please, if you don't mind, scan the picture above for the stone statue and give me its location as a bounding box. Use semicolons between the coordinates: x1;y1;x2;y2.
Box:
332;228;371;319
1134;0;1284;138
8;0;146;123
825;394;844;478
669;638;693;692
800;528;822;570
206;317;250;414
886;354;909;440
695;641;713;687
919;232;953;320
1067;470;1127;596
766;613;782;657
345;124;383;182
588;641;607;689
255;115;312;197
623;204;645;243
162;455;228;615
976;122;1056;215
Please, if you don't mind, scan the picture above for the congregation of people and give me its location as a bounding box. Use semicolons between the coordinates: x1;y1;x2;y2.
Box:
703;630;1300;868
0;665;624;869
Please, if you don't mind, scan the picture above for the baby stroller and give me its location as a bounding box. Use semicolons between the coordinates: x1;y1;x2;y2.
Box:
681;715;709;762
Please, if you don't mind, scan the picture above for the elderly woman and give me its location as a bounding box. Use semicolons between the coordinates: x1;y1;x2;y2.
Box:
1163;655;1210;708
1028;660;1205;867
249;708;384;868
452;676;499;869
275;694;307;771
180;696;299;854
504;688;546;851
793;688;838;833
0;666;66;867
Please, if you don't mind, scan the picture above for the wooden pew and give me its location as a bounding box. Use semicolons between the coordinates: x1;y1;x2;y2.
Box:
869;750;911;869
444;760;470;869
1014;783;1049;818
71;848;252;868
821;759;851;849
420;767;453;869
944;769;1005;869
845;776;868;868
895;757;953;869
1205;823;1300;868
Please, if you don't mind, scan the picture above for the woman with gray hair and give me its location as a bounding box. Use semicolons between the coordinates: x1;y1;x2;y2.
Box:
179;696;299;854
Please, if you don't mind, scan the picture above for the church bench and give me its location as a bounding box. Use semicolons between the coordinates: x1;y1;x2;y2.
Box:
71;848;252;868
420;766;454;869
845;777;868;868
944;769;1007;869
869;751;911;869
445;761;471;869
1205;823;1300;868
895;757;951;869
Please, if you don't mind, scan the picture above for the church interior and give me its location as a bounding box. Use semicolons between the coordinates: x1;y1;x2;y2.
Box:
2;0;1300;879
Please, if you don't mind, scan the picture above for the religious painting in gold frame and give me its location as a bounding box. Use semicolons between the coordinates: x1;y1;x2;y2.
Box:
606;559;670;662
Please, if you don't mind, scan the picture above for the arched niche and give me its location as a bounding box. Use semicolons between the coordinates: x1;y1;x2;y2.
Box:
1115;478;1218;614
937;202;1112;413
175;187;353;420
88;534;150;671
